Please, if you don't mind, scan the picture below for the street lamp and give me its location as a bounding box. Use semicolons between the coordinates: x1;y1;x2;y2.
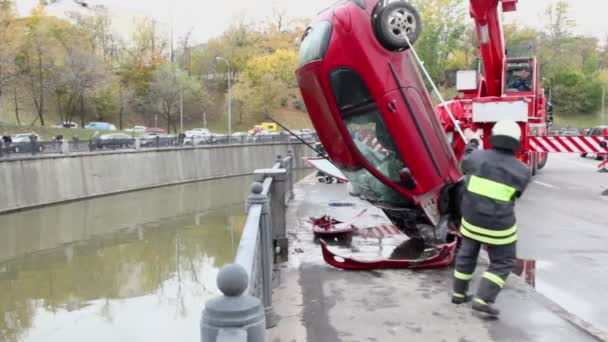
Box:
216;56;232;137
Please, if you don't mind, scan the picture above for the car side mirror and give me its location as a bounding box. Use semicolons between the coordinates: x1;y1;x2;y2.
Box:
399;168;416;190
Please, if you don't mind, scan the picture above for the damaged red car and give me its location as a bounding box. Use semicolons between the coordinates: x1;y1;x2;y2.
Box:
296;0;464;247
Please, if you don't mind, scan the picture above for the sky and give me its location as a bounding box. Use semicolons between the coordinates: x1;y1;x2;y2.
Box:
15;0;608;45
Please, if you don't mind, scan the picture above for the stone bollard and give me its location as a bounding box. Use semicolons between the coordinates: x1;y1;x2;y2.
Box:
201;264;266;342
275;154;284;168
61;140;69;155
287;150;295;200
246;181;278;328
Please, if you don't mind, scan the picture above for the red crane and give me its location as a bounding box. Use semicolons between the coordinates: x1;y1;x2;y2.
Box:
438;0;550;175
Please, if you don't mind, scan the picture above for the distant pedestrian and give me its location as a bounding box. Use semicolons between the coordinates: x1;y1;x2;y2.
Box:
2;134;11;143
451;121;531;318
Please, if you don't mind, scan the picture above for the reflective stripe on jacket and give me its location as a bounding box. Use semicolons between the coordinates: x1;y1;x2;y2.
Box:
459;139;530;245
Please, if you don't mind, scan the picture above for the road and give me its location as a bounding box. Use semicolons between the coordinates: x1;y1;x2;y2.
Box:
518;153;608;334
270;171;603;342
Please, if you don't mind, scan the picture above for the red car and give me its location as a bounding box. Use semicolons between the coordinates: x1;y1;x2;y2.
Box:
296;0;462;243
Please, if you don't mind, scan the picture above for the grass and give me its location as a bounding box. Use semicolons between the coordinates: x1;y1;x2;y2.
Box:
0;107;313;140
553;114;607;129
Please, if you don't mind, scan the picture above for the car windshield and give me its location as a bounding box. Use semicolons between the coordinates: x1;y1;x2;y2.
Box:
329;67;411;205
299;21;332;65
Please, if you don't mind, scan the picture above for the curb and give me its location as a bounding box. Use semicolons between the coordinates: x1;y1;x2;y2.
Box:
509;268;607;342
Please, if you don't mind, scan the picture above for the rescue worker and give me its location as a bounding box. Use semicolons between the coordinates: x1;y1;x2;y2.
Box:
451;121;531;317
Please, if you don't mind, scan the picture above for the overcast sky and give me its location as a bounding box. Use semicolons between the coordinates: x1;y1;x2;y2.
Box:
15;0;608;44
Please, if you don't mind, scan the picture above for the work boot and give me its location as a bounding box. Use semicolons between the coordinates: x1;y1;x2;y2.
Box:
472;298;500;317
451;293;473;304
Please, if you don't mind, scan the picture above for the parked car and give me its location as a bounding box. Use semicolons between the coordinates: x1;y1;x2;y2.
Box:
185;128;210;138
581;126;608;160
230;132;251;143
8;133;44;153
144;127;166;134
125;125;147;133
52;121;79;129
559;128;580;136
94;133;134;149
85;122;117;131
140;133;176;147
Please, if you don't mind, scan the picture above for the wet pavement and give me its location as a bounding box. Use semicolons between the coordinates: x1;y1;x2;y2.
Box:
0;172;309;342
269;172;604;342
517;153;608;336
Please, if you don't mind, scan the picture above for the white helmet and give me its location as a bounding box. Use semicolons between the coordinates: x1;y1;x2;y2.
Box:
490;121;522;151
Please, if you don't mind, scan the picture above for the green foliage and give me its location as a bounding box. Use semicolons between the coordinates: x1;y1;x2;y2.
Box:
410;0;467;83
294;97;306;112
552;70;602;116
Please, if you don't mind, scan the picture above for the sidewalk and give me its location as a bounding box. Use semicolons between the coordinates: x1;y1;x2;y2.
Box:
268;175;602;342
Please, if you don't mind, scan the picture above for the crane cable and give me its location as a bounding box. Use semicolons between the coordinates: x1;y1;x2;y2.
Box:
402;34;470;143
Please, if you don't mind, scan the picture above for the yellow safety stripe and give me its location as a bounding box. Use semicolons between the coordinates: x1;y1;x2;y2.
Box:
474;298;488;305
483;272;505;288
461;227;518;246
453;292;465;298
454;270;474;281
468;175;516;202
461;219;517;238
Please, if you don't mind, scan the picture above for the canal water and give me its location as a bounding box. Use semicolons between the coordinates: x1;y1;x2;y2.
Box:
0;171;310;342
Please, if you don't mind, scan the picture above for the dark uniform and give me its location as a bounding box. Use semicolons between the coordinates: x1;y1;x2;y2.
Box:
452;137;530;311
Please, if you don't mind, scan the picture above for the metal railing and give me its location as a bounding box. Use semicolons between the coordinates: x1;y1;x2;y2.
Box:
0;134;317;159
201;152;296;342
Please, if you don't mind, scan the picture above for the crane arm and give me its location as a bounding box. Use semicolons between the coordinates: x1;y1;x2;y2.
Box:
469;0;517;97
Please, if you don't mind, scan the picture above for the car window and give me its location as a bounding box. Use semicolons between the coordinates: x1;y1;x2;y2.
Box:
330;67;408;185
299;21;332;66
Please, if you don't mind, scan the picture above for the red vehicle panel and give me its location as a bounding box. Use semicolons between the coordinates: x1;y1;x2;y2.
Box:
296;0;462;240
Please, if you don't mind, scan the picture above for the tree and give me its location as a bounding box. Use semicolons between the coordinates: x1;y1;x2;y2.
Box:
0;0;17;99
148;63;201;133
232;73;287;124
15;6;68;126
411;0;467;84
58;48;108;126
242;49;298;86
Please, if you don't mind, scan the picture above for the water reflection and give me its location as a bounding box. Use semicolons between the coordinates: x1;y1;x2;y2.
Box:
0;171;310;342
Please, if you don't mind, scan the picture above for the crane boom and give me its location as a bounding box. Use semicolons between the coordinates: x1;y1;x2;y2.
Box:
469;0;517;97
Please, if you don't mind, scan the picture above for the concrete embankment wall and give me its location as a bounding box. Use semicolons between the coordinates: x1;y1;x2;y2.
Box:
0;143;313;213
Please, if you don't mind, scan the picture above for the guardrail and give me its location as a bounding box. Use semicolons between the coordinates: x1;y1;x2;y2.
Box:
0;133;317;159
200;152;296;342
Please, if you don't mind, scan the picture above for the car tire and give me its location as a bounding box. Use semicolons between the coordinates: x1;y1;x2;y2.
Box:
537;153;548;170
372;1;422;51
531;153;538;176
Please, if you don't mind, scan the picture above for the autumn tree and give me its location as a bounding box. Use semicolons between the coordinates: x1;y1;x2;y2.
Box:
14;6;69;126
148;63;201;133
411;0;467;84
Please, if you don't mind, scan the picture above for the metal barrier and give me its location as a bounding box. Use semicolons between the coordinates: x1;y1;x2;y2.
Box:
0;133;317;160
201;151;296;342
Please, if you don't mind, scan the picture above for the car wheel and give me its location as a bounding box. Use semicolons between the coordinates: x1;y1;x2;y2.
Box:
372;1;422;51
531;153;538;176
537;153;548;170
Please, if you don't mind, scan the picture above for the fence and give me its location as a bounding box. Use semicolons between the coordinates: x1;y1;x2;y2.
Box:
0;133;317;159
200;152;296;342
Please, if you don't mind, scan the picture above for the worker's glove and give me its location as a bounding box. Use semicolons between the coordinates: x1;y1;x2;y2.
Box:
463;128;482;142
